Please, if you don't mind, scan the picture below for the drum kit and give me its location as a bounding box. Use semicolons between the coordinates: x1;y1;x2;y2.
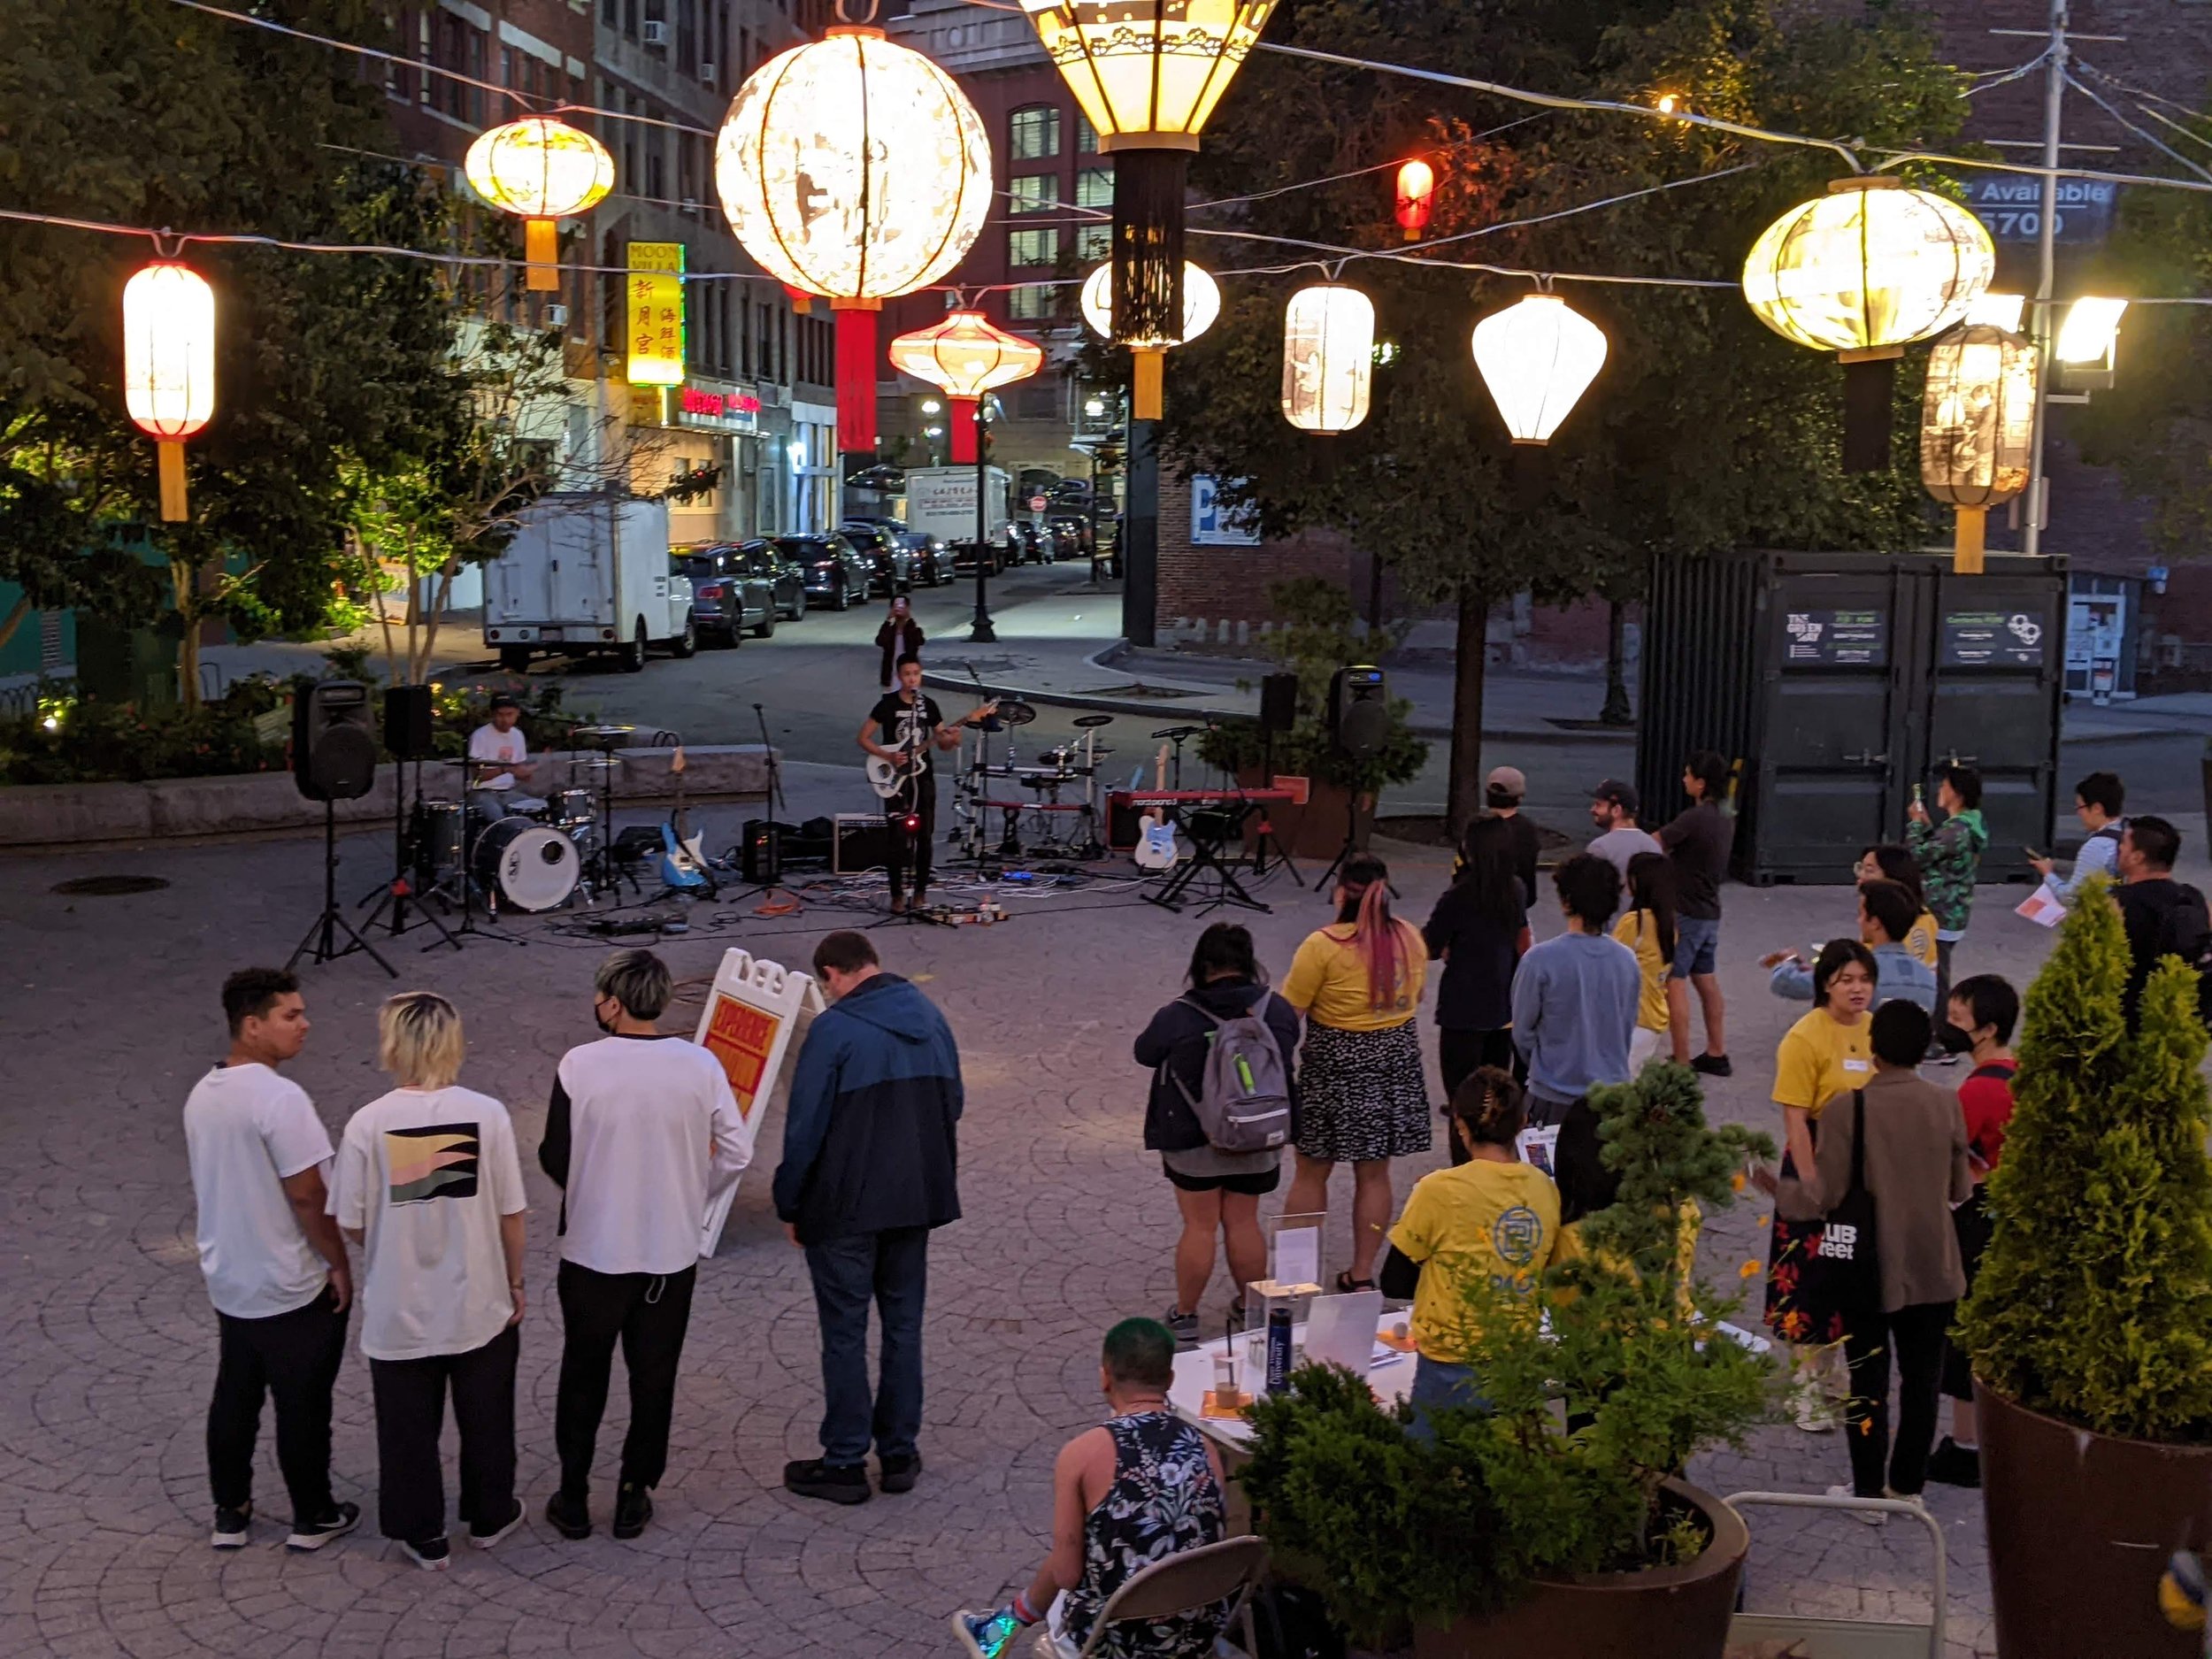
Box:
951;705;1118;862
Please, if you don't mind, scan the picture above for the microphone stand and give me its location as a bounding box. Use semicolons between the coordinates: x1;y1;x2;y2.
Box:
753;701;786;817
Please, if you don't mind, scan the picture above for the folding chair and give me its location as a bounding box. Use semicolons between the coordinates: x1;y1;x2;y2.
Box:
1033;1535;1271;1659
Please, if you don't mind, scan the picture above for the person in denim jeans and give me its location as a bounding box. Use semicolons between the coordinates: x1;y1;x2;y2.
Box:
1659;749;1736;1076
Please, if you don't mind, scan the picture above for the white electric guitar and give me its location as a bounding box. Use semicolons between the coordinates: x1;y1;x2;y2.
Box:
866;697;997;798
1133;743;1180;871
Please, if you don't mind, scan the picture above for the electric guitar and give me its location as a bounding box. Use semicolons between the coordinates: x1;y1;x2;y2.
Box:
865;697;998;798
1133;743;1180;871
658;746;712;892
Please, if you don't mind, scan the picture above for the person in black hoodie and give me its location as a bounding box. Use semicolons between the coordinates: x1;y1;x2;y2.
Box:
1133;924;1302;1350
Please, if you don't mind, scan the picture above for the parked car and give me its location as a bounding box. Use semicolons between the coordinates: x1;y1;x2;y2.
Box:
1004;523;1042;565
1042;519;1085;563
1048;515;1094;558
733;539;809;625
673;542;774;645
787;534;872;611
839;521;912;595
895;530;951;588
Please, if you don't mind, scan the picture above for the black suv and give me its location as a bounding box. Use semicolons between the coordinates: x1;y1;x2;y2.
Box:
839;521;912;595
673;544;775;645
894;530;952;588
787;534;872;611
731;540;809;625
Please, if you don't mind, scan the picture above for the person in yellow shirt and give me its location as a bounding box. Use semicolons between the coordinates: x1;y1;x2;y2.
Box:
1610;852;1676;1072
1281;854;1430;1294
1761;937;1876;1433
1379;1066;1562;1416
1855;845;1939;969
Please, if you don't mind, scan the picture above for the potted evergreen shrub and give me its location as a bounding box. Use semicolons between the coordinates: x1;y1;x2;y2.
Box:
1957;878;2212;1658
1239;1064;1773;1659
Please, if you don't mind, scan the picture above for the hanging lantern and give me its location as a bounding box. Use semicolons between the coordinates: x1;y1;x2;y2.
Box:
1921;322;2036;575
122;260;215;523
1470;294;1608;445
716;28;993;456
1078;260;1219;419
1279;284;1373;434
1742;176;1994;472
463;117;615;293
1394;159;1435;242
887;311;1043;464
1018;0;1275;390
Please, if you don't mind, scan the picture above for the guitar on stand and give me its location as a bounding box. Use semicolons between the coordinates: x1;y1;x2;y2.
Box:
658;746;715;895
1133;744;1180;872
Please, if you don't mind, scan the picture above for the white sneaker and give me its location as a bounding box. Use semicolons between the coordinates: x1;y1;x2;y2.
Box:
1827;1483;1886;1525
1884;1487;1929;1516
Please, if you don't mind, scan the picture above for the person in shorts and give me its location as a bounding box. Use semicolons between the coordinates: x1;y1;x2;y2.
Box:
1659;749;1735;1075
1133;924;1302;1348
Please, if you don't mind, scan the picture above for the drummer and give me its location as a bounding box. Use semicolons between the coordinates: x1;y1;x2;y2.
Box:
468;696;545;819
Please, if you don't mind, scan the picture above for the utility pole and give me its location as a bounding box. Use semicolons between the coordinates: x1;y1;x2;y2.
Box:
2021;0;2067;558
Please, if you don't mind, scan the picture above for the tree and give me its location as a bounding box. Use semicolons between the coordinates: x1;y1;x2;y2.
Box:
1167;0;1957;829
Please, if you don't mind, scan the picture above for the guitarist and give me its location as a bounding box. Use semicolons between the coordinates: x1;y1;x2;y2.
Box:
857;655;995;913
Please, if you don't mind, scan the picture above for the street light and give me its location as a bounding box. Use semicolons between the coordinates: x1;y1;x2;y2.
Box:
1279;284;1374;433
122;259;216;521
463;117;615;292
921;398;943;414
2056;296;2127;389
1921;321;2036;574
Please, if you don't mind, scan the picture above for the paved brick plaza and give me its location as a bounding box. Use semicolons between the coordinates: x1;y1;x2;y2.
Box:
0;818;2083;1658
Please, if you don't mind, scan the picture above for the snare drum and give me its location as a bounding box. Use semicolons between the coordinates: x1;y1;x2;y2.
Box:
411;801;465;886
549;787;596;826
473;817;580;911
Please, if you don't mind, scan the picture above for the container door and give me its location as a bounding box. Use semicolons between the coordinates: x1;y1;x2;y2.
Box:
1923;571;2062;883
1751;565;1909;881
549;503;609;626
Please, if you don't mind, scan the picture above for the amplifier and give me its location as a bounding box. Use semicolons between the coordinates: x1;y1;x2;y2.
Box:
833;812;894;873
1106;792;1144;851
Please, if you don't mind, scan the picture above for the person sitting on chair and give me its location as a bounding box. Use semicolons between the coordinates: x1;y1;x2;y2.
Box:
954;1318;1231;1659
467;696;543;819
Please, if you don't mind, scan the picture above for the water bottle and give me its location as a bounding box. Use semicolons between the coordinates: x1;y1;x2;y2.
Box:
1265;1305;1294;1394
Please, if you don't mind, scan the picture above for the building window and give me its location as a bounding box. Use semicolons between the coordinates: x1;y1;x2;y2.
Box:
1008;173;1061;214
1007;227;1059;266
1075;111;1100;153
1076;166;1113;210
1007;285;1057;321
1076;224;1111;262
1010;104;1061;161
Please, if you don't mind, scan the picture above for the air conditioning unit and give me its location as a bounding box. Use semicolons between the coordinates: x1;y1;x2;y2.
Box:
699;61;718;83
544;303;570;327
641;19;668;44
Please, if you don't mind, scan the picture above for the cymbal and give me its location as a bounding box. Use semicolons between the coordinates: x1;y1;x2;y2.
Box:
572;757;622;771
1072;712;1115;728
572;724;636;748
995;699;1038;727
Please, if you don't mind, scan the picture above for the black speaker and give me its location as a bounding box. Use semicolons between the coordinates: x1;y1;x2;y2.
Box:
293;680;379;803
1328;665;1389;761
741;818;783;884
1259;672;1298;735
833;814;894;873
381;684;435;759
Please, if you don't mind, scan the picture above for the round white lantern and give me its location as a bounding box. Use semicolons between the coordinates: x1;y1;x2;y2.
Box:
1279;284;1373;434
1079;261;1220;346
464;117;615;291
123;259;216;521
1470;295;1609;445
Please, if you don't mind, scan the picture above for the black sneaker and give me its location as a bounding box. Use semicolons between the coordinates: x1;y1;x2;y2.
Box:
285;1502;360;1552
400;1535;450;1571
1690;1053;1733;1079
471;1498;526;1549
611;1481;654;1540
878;1453;922;1495
783;1458;872;1505
544;1490;593;1540
1927;1437;1982;1488
211;1503;252;1549
1164;1308;1201;1351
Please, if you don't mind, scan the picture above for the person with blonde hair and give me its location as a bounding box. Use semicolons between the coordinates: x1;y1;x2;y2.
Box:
1280;853;1430;1293
330;991;527;1571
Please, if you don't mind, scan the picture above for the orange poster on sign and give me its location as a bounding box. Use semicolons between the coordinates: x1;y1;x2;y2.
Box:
702;994;780;1114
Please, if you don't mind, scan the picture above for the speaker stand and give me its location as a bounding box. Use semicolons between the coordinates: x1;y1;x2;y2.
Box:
1246;733;1304;888
290;801;396;977
360;755;462;952
1313;790;1364;895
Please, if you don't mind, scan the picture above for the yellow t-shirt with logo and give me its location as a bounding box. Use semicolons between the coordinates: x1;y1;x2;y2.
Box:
1283;920;1426;1032
1387;1160;1563;1363
1610;909;1671;1033
1772;1008;1873;1119
1905;911;1939;969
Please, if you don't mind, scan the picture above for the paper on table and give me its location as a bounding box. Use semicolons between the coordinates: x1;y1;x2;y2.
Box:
1516;1125;1560;1175
1274;1225;1321;1291
2016;886;2066;929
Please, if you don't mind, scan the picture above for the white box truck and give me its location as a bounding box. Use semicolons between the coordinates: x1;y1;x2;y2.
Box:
904;465;1010;549
482;494;695;672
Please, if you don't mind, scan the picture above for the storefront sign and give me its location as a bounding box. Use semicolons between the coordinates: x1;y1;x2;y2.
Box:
1940;608;2047;668
693;949;825;1256
1781;608;1887;666
674;382;762;434
626;242;685;388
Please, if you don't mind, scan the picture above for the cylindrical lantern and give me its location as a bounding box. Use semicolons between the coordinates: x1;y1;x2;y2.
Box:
122;260;216;522
1470;294;1609;445
1018;0;1273;364
1079;261;1219;420
463;117;615;293
1394;159;1435;242
1279;284;1373;434
887;311;1044;465
1742;176;1994;472
716;28;994;456
1921;322;2036;574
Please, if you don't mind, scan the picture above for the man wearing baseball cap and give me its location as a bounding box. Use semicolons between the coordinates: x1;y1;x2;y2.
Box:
1586;780;1661;879
1485;766;1540;907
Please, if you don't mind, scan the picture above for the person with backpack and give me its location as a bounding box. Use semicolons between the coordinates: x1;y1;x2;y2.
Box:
1906;764;1988;1058
1133;924;1302;1349
2028;770;2126;910
2113;815;2212;1030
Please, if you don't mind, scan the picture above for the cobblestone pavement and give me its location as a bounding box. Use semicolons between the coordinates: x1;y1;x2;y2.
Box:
2;824;2101;1659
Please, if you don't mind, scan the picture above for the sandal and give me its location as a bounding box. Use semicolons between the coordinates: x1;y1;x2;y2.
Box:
1335;1270;1377;1294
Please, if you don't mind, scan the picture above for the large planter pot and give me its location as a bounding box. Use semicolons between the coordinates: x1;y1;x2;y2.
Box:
1409;1479;1748;1659
1235;768;1371;862
1978;1382;2212;1658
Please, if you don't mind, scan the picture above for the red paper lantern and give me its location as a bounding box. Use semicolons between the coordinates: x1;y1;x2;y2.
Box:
1394;159;1435;242
887;311;1043;464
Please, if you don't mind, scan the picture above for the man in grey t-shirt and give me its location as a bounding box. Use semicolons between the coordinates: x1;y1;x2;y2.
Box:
1510;856;1642;1127
1586;778;1662;879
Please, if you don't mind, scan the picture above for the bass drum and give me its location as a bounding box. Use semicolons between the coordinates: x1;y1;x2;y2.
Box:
473;817;579;911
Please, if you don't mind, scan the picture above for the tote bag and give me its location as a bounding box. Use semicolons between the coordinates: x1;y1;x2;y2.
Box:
1801;1091;1882;1318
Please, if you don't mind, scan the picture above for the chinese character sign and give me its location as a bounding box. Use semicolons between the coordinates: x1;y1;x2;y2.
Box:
626;242;686;388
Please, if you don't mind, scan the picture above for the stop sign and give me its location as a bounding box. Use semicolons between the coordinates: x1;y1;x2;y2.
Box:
1029;494;1048;511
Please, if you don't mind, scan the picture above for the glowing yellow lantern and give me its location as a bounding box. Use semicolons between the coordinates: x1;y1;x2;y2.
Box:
463;117;615;292
1280;285;1372;434
122;260;215;522
1079;261;1219;419
1018;0;1275;364
1470;294;1609;445
887;311;1043;464
1921;322;2036;574
715;28;993;454
1742;176;1993;470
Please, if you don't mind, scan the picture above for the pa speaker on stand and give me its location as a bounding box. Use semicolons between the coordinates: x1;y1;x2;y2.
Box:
286;680;395;976
1316;665;1387;891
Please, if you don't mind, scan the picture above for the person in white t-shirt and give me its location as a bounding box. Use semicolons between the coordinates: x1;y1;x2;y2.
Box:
466;696;543;818
538;949;751;1543
331;992;529;1571
183;968;359;1554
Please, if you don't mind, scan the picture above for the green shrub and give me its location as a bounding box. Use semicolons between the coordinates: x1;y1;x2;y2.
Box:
0;680;285;785
1960;876;2212;1441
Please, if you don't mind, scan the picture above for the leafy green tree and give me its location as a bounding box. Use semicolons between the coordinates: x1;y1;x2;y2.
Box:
1169;0;1956;827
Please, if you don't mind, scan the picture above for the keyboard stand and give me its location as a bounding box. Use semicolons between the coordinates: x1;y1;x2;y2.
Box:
1146;802;1270;915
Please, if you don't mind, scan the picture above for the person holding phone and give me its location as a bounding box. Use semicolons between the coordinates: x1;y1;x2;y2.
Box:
2026;770;2126;910
1931;974;2018;1488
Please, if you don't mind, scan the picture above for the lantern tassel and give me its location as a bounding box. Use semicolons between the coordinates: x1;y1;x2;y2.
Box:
1839;352;1897;474
833;300;881;457
1954;506;1987;575
525;219;559;292
1131;348;1165;422
950;396;979;465
1111;150;1188;349
157;441;188;523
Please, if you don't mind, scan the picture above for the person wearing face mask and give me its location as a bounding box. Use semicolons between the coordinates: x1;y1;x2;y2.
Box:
537;949;750;1544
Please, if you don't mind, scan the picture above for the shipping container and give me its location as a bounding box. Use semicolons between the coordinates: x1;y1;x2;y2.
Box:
1636;549;2066;887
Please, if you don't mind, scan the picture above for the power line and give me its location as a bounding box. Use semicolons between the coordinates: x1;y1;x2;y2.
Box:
2062;72;2212;186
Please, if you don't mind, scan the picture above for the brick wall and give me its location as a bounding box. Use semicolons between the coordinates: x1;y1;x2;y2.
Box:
1154;474;1358;632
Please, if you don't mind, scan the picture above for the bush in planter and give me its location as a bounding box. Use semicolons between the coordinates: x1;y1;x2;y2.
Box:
0;680;286;785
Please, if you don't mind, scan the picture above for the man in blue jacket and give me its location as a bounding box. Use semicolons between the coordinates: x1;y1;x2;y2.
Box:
776;930;964;1505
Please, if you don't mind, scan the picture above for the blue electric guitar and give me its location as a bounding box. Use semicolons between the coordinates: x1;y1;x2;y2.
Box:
659;747;713;893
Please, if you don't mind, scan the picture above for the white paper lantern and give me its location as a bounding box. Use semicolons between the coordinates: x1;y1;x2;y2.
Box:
1279;285;1372;434
1079;261;1220;346
123;259;216;522
1470;295;1608;445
